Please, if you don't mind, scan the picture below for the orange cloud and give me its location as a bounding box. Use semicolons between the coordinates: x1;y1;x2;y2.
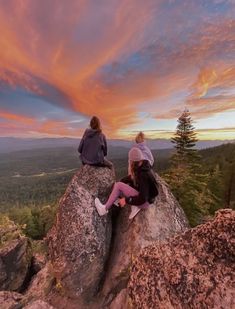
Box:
0;110;35;125
0;109;83;138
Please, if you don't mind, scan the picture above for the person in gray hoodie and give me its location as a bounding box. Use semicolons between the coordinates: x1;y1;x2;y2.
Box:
78;116;113;168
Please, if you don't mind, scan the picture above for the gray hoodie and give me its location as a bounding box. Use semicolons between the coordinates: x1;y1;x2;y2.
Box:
78;129;107;165
135;142;154;166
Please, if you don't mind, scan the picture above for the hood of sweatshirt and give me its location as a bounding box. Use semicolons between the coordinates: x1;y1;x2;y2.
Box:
136;142;148;152
84;128;101;138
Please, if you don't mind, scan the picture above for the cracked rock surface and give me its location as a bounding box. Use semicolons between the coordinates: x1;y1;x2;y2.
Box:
128;209;235;309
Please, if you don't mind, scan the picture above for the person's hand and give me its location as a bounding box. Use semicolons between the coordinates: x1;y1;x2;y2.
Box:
119;197;126;208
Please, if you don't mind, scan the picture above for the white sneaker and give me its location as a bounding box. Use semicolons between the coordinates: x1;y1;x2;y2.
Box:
95;198;108;216
129;206;141;220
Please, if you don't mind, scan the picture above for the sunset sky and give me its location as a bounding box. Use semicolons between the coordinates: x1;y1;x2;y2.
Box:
0;0;234;140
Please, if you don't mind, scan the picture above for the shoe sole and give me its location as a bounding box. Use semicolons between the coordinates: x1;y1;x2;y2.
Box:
129;209;141;220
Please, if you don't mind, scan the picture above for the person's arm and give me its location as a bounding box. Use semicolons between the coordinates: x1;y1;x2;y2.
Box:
78;131;86;153
149;149;154;166
120;175;133;186
103;134;108;157
125;174;149;205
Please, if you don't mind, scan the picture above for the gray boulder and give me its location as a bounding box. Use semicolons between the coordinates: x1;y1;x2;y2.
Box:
47;165;115;302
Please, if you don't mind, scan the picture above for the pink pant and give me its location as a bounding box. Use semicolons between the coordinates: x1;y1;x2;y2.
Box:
105;182;149;210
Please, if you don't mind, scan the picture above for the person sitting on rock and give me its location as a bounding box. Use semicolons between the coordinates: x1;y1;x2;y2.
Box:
95;147;158;219
128;131;154;175
78;116;113;169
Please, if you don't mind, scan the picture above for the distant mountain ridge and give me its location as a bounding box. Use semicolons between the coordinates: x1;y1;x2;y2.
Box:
0;137;234;153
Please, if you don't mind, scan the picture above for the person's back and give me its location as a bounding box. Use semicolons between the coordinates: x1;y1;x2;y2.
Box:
135;132;154;166
135;142;154;167
78;128;107;165
78;116;113;169
128;132;154;175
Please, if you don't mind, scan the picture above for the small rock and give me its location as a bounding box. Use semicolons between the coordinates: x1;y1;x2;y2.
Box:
24;299;54;309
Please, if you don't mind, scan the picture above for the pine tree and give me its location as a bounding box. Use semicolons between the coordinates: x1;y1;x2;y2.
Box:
171;108;199;169
164;109;216;226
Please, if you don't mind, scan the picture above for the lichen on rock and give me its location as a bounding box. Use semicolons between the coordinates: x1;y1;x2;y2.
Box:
128;209;235;309
101;173;189;307
47;165;115;302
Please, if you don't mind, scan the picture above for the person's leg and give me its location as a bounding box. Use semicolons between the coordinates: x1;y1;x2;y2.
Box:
95;180;150;217
105;182;138;210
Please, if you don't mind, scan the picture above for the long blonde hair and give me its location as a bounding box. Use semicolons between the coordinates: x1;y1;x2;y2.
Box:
135;131;145;143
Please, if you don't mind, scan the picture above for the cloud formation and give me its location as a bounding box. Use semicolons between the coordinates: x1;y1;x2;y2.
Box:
0;0;234;138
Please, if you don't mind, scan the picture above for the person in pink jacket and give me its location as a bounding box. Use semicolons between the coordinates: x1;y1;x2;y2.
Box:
95;147;158;219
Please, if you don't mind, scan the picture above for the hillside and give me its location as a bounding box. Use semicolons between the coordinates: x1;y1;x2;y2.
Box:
200;143;235;207
1;137;233;153
0;146;172;212
0;143;234;232
0;143;234;210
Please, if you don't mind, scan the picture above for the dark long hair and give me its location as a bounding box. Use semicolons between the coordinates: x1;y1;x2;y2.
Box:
90;116;102;132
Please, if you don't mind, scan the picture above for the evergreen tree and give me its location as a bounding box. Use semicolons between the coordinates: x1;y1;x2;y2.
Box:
171;108;199;169
164;109;216;226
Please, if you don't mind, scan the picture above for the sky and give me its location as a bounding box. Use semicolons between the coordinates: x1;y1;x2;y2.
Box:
0;0;235;140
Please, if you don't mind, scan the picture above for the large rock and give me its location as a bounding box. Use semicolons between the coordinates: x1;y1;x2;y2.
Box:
128;209;235;309
47;165;115;302
0;291;23;309
101;174;188;307
0;217;32;291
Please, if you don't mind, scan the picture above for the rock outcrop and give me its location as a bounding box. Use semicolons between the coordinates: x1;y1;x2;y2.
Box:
128;209;235;309
0;217;32;291
47;165;115;302
101;174;188;307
